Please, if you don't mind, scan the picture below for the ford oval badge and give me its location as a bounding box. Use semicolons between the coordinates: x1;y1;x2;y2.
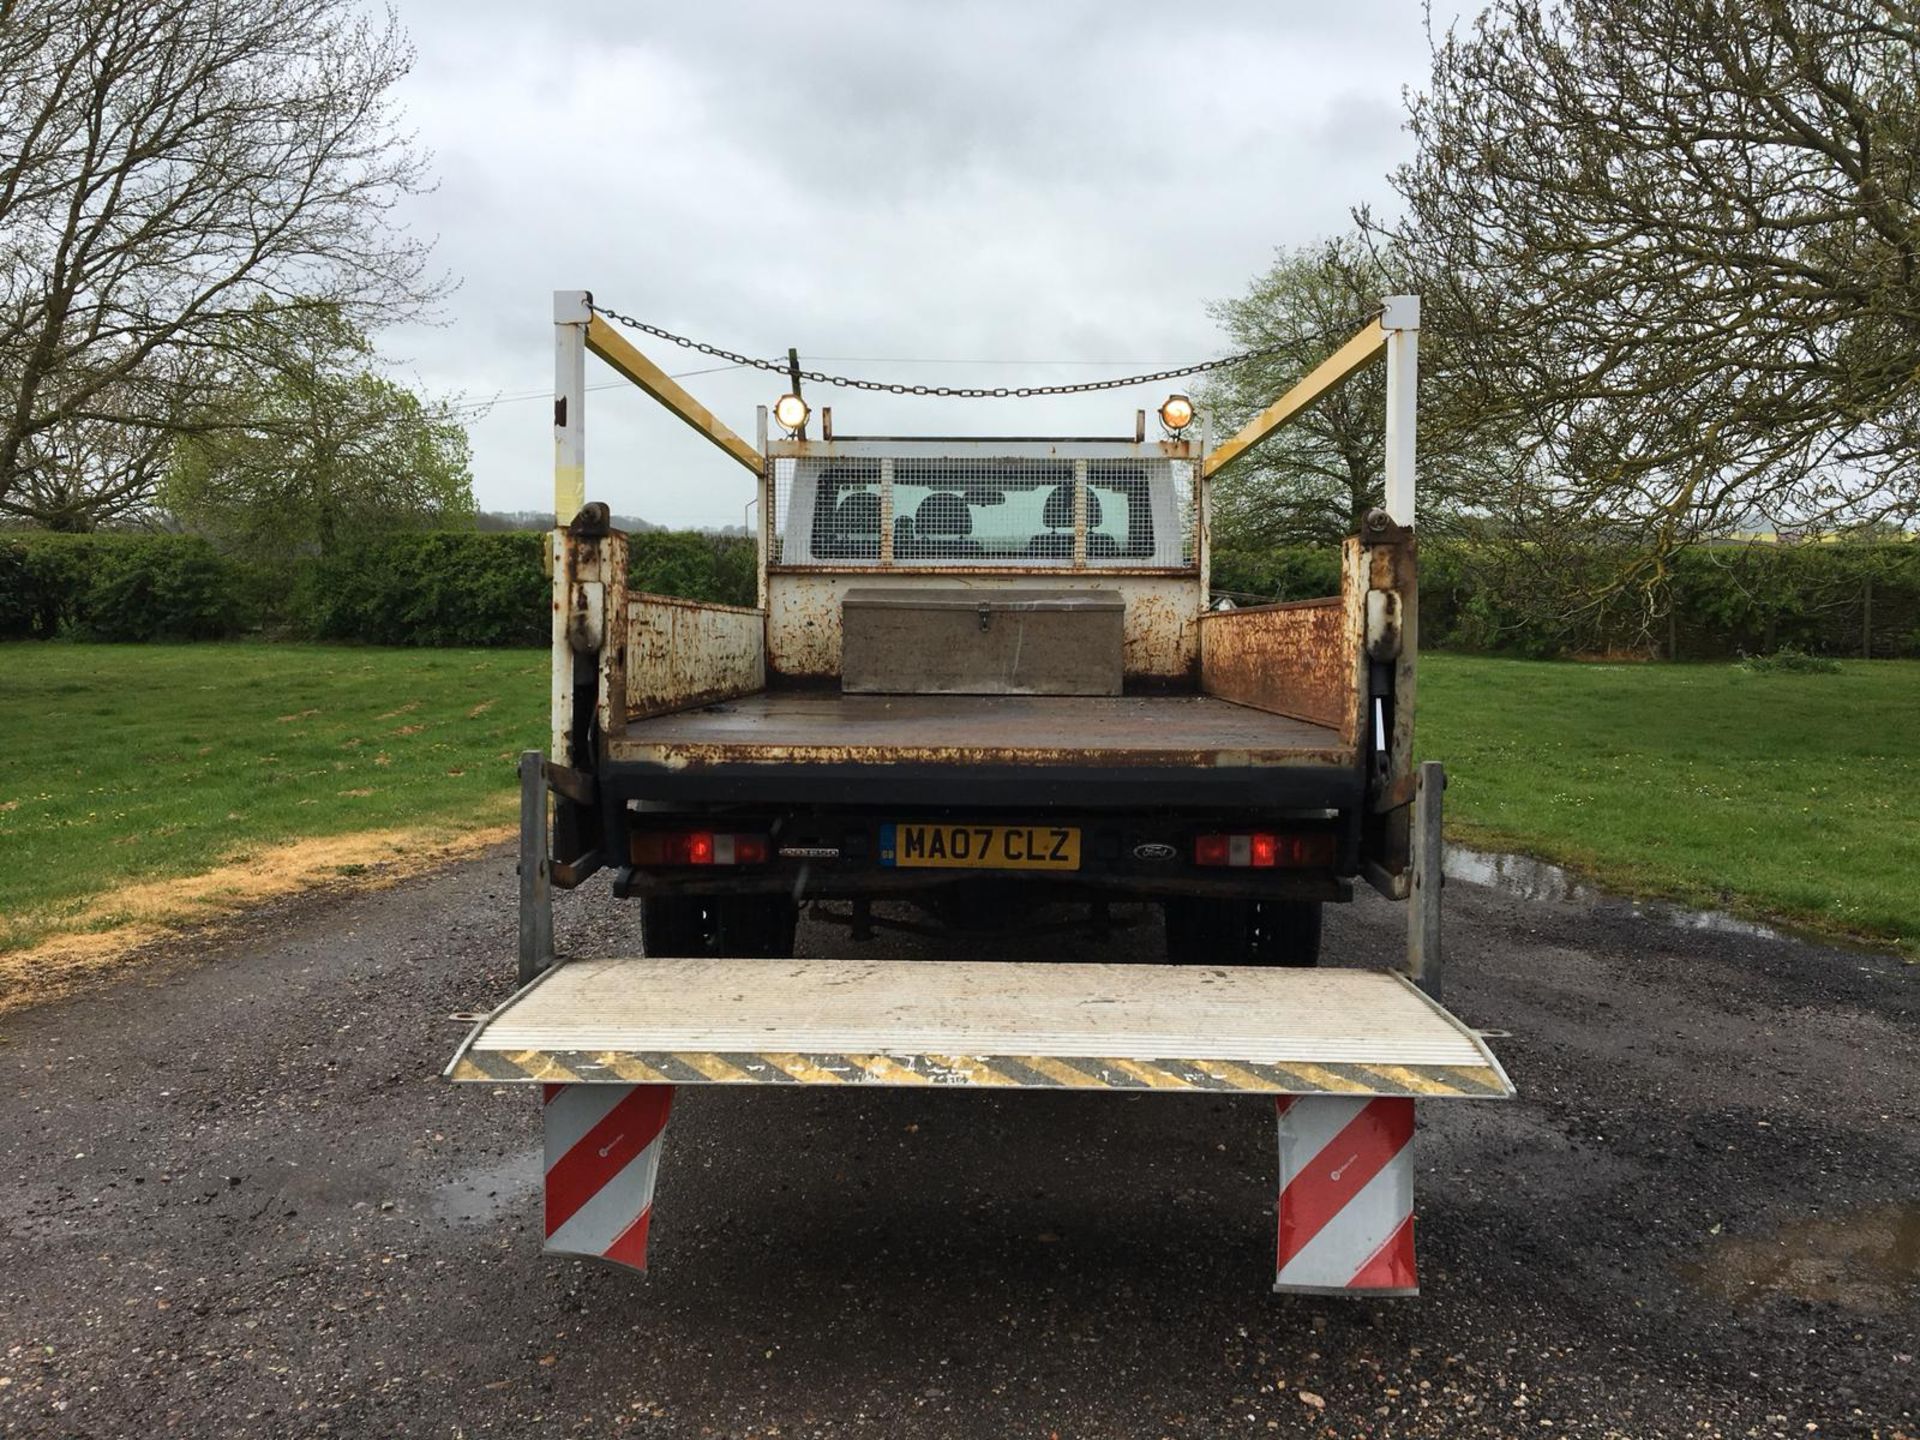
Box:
1132;842;1177;861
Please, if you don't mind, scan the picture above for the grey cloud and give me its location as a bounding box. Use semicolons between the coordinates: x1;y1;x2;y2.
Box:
380;0;1465;521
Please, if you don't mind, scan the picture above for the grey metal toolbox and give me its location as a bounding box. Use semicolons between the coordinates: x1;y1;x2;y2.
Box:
840;587;1125;695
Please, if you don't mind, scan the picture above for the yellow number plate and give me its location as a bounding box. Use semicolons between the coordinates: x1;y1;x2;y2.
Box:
880;823;1081;871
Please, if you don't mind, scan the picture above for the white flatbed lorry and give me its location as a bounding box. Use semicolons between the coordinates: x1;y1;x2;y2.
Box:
447;292;1512;1295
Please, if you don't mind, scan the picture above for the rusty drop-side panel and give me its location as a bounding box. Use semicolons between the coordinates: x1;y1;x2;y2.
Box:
766;572;1198;683
1198;585;1363;745
626;594;766;719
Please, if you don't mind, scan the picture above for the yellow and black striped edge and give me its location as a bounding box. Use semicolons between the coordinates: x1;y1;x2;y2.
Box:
446;1047;1512;1098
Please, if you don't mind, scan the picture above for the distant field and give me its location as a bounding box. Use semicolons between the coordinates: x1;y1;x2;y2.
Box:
0;643;1912;966
1420;655;1918;955
0;644;545;958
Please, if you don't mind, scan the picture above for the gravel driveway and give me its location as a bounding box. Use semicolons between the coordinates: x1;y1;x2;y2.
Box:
1;852;1913;1438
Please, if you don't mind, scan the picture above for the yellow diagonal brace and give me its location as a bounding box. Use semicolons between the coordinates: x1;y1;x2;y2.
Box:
585;314;762;475
1202;321;1386;479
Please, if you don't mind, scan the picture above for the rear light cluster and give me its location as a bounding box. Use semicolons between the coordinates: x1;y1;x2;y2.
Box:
630;831;770;866
1193;832;1335;869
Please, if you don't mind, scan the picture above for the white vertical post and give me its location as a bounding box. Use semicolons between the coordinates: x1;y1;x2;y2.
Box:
1197;410;1214;600
554;290;590;524
1381;294;1420;529
755;404;770;609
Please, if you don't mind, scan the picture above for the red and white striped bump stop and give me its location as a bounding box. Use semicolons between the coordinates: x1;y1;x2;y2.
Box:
1273;1095;1418;1295
542;1083;673;1270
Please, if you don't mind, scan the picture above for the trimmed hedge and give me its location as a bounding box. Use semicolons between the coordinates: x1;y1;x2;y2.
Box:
4;527;1913;656
0;528;761;646
1213;540;1920;658
298;530;759;646
0;533;252;641
296;531;549;647
629;529;757;610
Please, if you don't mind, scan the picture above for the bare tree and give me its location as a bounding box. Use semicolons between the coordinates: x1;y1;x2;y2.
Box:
1200;233;1503;550
1378;0;1920;615
0;0;442;527
1199;237;1399;548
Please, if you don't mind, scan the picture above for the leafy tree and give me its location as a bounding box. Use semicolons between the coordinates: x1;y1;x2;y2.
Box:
165;305;474;557
0;0;441;527
1377;0;1920;615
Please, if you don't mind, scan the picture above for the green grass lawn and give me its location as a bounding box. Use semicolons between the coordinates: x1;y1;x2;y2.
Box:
0;643;1912;961
0;643;546;953
1420;655;1919;954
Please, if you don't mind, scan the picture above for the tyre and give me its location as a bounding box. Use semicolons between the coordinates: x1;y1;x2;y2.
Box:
1164;898;1321;967
711;895;799;958
1248;898;1321;967
1163;896;1247;965
640;896;713;957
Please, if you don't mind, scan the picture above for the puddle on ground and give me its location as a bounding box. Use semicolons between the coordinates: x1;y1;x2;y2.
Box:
1683;1204;1920;1314
1445;847;1789;944
431;1146;539;1224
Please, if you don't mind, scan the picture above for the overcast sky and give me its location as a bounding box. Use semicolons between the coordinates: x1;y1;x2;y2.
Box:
382;0;1464;527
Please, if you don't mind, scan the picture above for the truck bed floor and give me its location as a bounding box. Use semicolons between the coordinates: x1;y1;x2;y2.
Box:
612;692;1350;769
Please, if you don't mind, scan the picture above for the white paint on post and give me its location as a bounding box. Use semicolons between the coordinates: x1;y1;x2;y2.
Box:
554;289;590;524
1381;294;1419;529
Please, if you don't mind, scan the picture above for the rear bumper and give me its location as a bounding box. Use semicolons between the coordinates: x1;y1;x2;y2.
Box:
610;867;1353;903
593;757;1365;902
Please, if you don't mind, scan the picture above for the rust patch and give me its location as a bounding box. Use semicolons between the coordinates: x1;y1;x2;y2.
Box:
627;593;765;719
1200;598;1354;734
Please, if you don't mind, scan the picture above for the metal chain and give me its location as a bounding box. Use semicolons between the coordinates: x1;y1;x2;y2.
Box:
587;301;1365;399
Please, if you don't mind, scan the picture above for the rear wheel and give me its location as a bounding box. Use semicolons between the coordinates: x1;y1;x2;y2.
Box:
711;895;799;958
1164;898;1320;967
640;896;713;957
1248;898;1321;967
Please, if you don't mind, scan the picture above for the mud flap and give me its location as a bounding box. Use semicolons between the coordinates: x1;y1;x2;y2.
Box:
542;1082;673;1272
1274;1095;1417;1296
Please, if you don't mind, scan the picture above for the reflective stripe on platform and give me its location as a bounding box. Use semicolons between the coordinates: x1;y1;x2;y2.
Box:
1273;1095;1418;1295
450;1048;1507;1097
542;1083;673;1272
